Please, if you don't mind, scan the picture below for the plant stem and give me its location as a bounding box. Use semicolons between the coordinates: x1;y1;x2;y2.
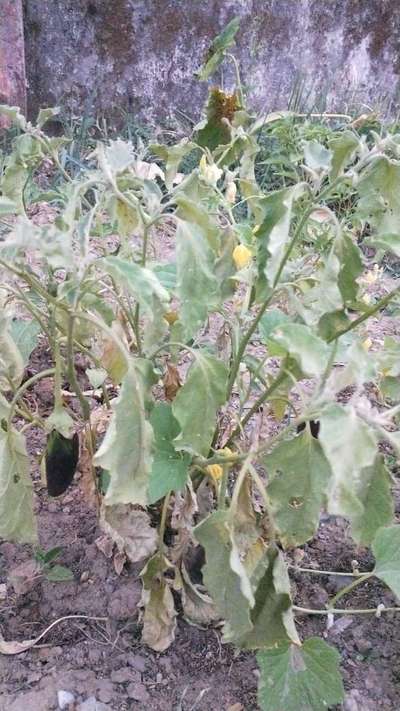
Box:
225;291;274;401
293;605;400;616
327;286;400;343
288;564;366;578
226;366;287;446
328;572;373;608
158;491;171;550
217;466;229;509
7;368;56;430
67;315;90;422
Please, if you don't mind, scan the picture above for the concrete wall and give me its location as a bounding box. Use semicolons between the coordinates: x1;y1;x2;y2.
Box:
20;0;400;123
0;0;26;125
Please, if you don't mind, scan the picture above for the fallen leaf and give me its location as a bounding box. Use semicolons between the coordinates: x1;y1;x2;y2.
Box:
8;560;41;595
95;535;114;559
113;550;127;576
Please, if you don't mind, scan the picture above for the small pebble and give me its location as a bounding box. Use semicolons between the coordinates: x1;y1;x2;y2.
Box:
58;689;75;709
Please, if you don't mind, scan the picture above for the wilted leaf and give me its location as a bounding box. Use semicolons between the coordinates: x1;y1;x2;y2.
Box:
372;525;400;598
172;351;228;456
236;546;300;649
171;483;198;562
101;504;158;562
9;559;41;595
181;563;218;626
255;183;308;289
194;510;253;641
140;553;178;652
0;426;37;543
101;256;170;351
163;362;182;401
265;430;331;547
319;404;377;520
350;457;394;546
148;403;190;504
257;637;344;711
93;362;153;506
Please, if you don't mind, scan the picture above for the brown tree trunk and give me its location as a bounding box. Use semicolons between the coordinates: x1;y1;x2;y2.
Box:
0;0;26;127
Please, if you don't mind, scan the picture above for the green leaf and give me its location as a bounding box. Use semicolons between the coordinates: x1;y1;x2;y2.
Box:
194;510;253;641
101;255;170;351
255;183;308;289
259;309;290;345
0;104;27;130
93;361;153;506
172;351;227;457
196;17;240;81
150;139;195;189
0;196;18;215
358;156;400;245
373;525;400;598
351;456;394;546
0;426;37;543
10;319;41;366
303;140;332;173
148;403;190;504
328;130;360;180
269;323;329;377
257;637;345;711
37;107;60;129
152;262;177;292
96;139;136;176
41;546;63;564
175;218;221;339
0;316;25;390
265;431;331;547
45;564;74;583
235;546;300;649
175;195;221;252
335;233;363;304
319;404;377;519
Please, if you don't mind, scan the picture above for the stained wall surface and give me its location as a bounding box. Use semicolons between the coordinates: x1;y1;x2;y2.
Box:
20;0;400;122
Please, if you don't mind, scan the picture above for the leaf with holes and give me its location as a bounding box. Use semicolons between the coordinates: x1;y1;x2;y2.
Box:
265;430;331;548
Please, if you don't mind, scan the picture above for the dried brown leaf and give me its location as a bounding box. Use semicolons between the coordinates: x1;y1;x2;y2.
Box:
163;362;181;401
101;504;158;563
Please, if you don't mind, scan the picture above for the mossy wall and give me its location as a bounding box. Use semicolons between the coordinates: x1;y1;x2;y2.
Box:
23;0;400;122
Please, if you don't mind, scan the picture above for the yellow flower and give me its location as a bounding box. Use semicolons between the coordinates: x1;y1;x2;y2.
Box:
233;244;252;270
362;292;371;305
206;464;224;481
362;337;372;351
164;311;179;325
